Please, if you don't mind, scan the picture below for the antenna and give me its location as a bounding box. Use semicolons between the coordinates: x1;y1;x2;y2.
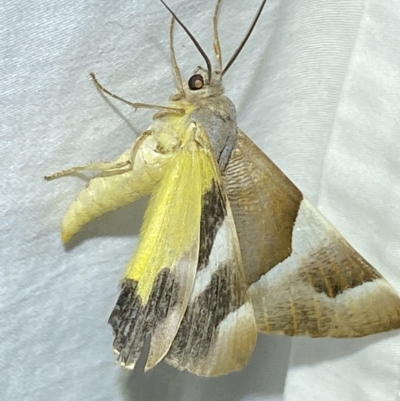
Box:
169;17;184;91
213;0;224;70
222;0;267;76
160;0;212;82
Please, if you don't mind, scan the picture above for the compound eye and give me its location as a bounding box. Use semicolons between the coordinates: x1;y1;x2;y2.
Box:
188;74;204;90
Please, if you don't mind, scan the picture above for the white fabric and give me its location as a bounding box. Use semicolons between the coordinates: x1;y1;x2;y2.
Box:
2;0;400;400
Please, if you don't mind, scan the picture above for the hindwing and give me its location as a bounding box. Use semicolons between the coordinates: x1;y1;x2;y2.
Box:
225;129;400;337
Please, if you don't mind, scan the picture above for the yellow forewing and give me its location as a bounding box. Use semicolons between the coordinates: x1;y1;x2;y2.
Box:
109;121;232;370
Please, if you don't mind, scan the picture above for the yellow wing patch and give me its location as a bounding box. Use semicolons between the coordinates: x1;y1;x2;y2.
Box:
125;130;215;303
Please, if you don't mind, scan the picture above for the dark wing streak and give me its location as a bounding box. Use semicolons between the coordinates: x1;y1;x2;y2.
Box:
109;268;179;368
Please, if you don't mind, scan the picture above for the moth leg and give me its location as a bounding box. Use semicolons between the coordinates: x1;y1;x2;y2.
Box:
45;126;153;181
44;159;132;181
212;0;223;70
90;73;184;114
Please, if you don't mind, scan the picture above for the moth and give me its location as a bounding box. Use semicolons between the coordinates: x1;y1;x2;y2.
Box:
46;0;400;377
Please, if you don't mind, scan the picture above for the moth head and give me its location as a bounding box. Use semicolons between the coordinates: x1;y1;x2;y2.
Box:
161;0;267;99
184;66;224;99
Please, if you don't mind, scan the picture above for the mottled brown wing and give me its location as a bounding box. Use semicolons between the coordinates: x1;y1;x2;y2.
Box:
224;129;302;285
224;129;400;337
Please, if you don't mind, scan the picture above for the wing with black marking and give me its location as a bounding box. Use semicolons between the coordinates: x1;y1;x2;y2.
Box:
164;124;257;376
109;131;202;370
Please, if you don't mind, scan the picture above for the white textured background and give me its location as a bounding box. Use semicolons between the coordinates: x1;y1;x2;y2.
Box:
2;0;400;400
